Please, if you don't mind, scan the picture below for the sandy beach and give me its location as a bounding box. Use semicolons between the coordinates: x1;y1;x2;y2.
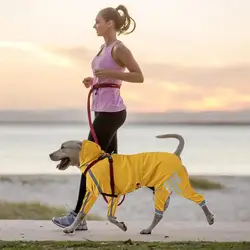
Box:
1;220;249;242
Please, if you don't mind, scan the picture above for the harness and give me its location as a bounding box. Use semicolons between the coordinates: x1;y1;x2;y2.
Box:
86;83;125;206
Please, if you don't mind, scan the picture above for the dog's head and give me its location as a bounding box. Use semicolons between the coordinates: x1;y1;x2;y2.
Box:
49;140;82;170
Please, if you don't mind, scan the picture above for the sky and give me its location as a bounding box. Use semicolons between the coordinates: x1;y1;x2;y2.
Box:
0;0;250;112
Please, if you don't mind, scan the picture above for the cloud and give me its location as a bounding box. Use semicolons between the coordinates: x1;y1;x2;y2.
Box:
46;45;250;111
0;42;73;68
141;63;250;90
49;45;250;87
1;43;249;111
45;45;94;64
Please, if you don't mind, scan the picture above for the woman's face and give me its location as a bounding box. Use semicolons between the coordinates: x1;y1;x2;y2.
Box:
93;13;111;36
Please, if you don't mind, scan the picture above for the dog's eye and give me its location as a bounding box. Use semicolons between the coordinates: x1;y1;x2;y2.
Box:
61;146;65;149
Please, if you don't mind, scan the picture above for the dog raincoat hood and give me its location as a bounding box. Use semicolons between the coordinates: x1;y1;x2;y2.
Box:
79;140;103;168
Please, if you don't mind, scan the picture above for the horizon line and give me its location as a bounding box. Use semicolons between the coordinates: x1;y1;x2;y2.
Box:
1;121;250;126
0;108;250;114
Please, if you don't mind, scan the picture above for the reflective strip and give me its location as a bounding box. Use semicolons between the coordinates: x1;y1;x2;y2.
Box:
155;209;163;216
109;197;115;216
81;191;91;212
164;180;173;192
163;172;181;194
169;175;181;194
199;200;206;207
88;170;103;193
173;172;181;184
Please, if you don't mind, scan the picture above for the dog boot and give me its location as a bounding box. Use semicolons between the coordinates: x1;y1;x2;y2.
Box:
52;209;88;231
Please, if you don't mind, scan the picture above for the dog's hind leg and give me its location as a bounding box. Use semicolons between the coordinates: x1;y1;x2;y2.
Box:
167;167;214;225
140;186;171;235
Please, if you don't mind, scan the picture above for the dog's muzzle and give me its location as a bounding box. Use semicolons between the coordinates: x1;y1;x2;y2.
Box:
49;153;70;170
56;157;70;170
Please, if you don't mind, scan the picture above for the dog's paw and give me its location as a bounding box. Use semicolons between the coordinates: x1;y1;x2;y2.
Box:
63;227;75;234
118;222;127;232
207;214;215;225
75;224;88;231
140;228;152;235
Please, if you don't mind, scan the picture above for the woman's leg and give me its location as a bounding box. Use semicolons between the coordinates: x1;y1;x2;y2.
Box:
88;109;126;150
52;110;127;229
51;172;87;230
106;132;118;154
73;174;86;214
73;110;126;214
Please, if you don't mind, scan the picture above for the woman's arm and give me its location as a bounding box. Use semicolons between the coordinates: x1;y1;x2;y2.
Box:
94;43;144;83
112;43;144;83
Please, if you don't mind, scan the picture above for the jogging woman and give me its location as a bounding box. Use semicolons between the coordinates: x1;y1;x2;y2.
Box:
52;5;145;230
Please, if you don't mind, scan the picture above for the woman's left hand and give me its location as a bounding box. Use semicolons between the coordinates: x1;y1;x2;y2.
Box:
94;69;116;78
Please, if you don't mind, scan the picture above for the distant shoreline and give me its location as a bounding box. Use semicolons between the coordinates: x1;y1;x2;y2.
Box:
1;121;250;126
1;109;250;125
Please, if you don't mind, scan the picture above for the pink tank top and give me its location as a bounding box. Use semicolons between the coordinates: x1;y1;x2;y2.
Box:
91;40;126;112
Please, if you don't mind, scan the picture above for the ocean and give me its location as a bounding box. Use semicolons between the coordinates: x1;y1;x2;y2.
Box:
1;123;249;175
0;123;250;222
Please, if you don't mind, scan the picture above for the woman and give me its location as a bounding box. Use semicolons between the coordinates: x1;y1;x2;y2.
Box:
52;5;144;230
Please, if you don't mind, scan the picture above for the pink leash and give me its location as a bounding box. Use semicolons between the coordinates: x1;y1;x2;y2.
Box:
87;83;125;206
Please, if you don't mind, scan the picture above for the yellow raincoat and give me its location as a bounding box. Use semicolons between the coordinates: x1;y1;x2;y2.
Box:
79;140;205;218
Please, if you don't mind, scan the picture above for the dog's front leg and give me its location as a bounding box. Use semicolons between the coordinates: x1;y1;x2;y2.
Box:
140;186;171;235
108;216;127;231
63;211;85;234
107;196;127;232
63;190;98;234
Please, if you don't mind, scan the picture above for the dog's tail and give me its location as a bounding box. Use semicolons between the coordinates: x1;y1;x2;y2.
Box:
155;134;185;157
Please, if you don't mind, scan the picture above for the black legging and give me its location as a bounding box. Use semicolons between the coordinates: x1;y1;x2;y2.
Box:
74;109;127;213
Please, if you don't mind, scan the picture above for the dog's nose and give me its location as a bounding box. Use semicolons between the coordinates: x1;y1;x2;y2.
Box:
49;153;53;159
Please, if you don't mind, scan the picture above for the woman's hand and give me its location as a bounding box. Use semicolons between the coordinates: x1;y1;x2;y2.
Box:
82;77;93;88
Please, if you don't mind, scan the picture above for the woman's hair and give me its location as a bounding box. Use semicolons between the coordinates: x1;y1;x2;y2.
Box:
100;5;136;35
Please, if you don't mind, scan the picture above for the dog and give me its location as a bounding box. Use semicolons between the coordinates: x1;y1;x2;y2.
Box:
49;134;214;235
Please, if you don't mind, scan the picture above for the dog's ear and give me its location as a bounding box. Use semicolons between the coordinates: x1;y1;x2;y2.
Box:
77;141;82;150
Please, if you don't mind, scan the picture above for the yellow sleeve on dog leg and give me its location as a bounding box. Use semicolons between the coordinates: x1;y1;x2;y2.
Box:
154;186;171;214
80;190;98;215
107;196;120;217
